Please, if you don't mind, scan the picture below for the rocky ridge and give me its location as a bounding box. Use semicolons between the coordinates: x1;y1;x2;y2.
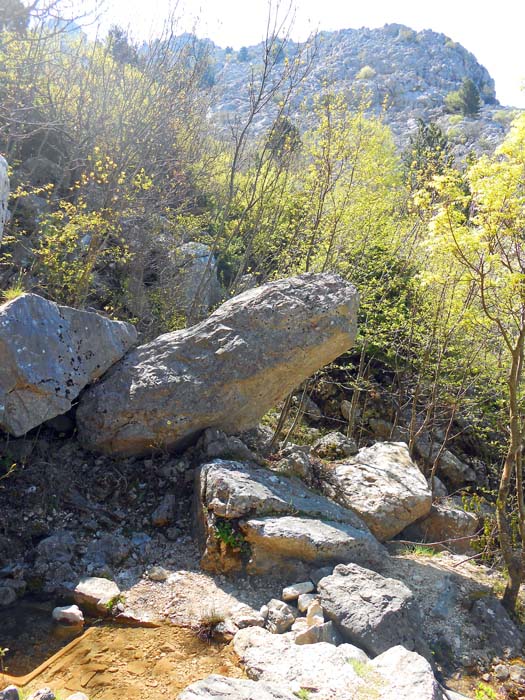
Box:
207;23;520;158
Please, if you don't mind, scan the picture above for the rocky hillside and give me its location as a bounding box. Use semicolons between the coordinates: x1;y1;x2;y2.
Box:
208;23;520;157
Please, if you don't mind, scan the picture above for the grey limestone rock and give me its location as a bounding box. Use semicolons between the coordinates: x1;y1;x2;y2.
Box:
73;576;120;613
177;675;297;700
265;599;298;634
312;431;358;460
195;459;385;574
0;586;16;607
0;293;137;436
151;493;177;527
317;562;430;659
242;516;385;574
172;241;223;322
370;645;443;700
319;442;432;540
76;273;359;455
233;626;442;700
27;691;55;700
401;499;479;553
0;687;20;700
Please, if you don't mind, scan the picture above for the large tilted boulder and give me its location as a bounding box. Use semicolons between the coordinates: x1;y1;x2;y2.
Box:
232;627;442;700
318;442;432;540
195;459;386;574
317;563;430;659
0;294;137;436
0;155;9;243
77;273;359;455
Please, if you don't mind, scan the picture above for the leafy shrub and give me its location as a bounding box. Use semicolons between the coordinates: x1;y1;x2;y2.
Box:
356;65;376;80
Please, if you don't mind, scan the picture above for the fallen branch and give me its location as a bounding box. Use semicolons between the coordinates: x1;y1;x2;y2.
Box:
390;527;484;548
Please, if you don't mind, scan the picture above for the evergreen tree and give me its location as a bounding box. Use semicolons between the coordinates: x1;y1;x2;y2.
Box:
445;78;481;117
403;119;453;191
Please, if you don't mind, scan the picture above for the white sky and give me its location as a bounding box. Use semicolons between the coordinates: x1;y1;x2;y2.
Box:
78;0;525;108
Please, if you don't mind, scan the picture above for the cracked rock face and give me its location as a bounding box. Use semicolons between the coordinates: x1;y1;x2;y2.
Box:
0;155;9;243
0;294;137;436
77;272;359;456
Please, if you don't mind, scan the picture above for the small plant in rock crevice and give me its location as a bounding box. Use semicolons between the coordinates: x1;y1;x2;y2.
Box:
214;519;246;550
399;543;440;557
105;593;125;615
192;607;226;643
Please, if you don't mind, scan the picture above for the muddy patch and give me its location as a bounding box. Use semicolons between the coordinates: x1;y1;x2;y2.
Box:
11;624;244;699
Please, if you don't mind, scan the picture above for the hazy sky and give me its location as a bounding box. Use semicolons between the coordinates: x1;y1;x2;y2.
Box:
82;0;525;108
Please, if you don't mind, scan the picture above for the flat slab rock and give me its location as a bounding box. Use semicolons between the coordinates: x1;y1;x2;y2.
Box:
317;562;430;659
76;272;359;455
242;516;386;574
319;442;432;540
233;626;443;700
0;293;137;435
198;459;368;528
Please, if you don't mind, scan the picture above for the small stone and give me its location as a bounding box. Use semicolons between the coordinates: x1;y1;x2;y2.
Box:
259;604;269;620
509;664;525;683
165;527;181;541
494;664;509;681
151;494;177;527
147;566;169;582
282;581;315;601
65;694;89;700
0;686;20;700
52;605;84;625
312;431;358;460
74;576;120;613
27;690;55;700
0;586;16;607
265;599;298;634
297;593;317;612
482;674;490;682
306;600;324;627
291;617;310;633
213;619;239;642
295;621;341;646
229;606;266;629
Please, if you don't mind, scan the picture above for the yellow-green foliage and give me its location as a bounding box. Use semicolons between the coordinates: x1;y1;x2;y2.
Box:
355;65;376;80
